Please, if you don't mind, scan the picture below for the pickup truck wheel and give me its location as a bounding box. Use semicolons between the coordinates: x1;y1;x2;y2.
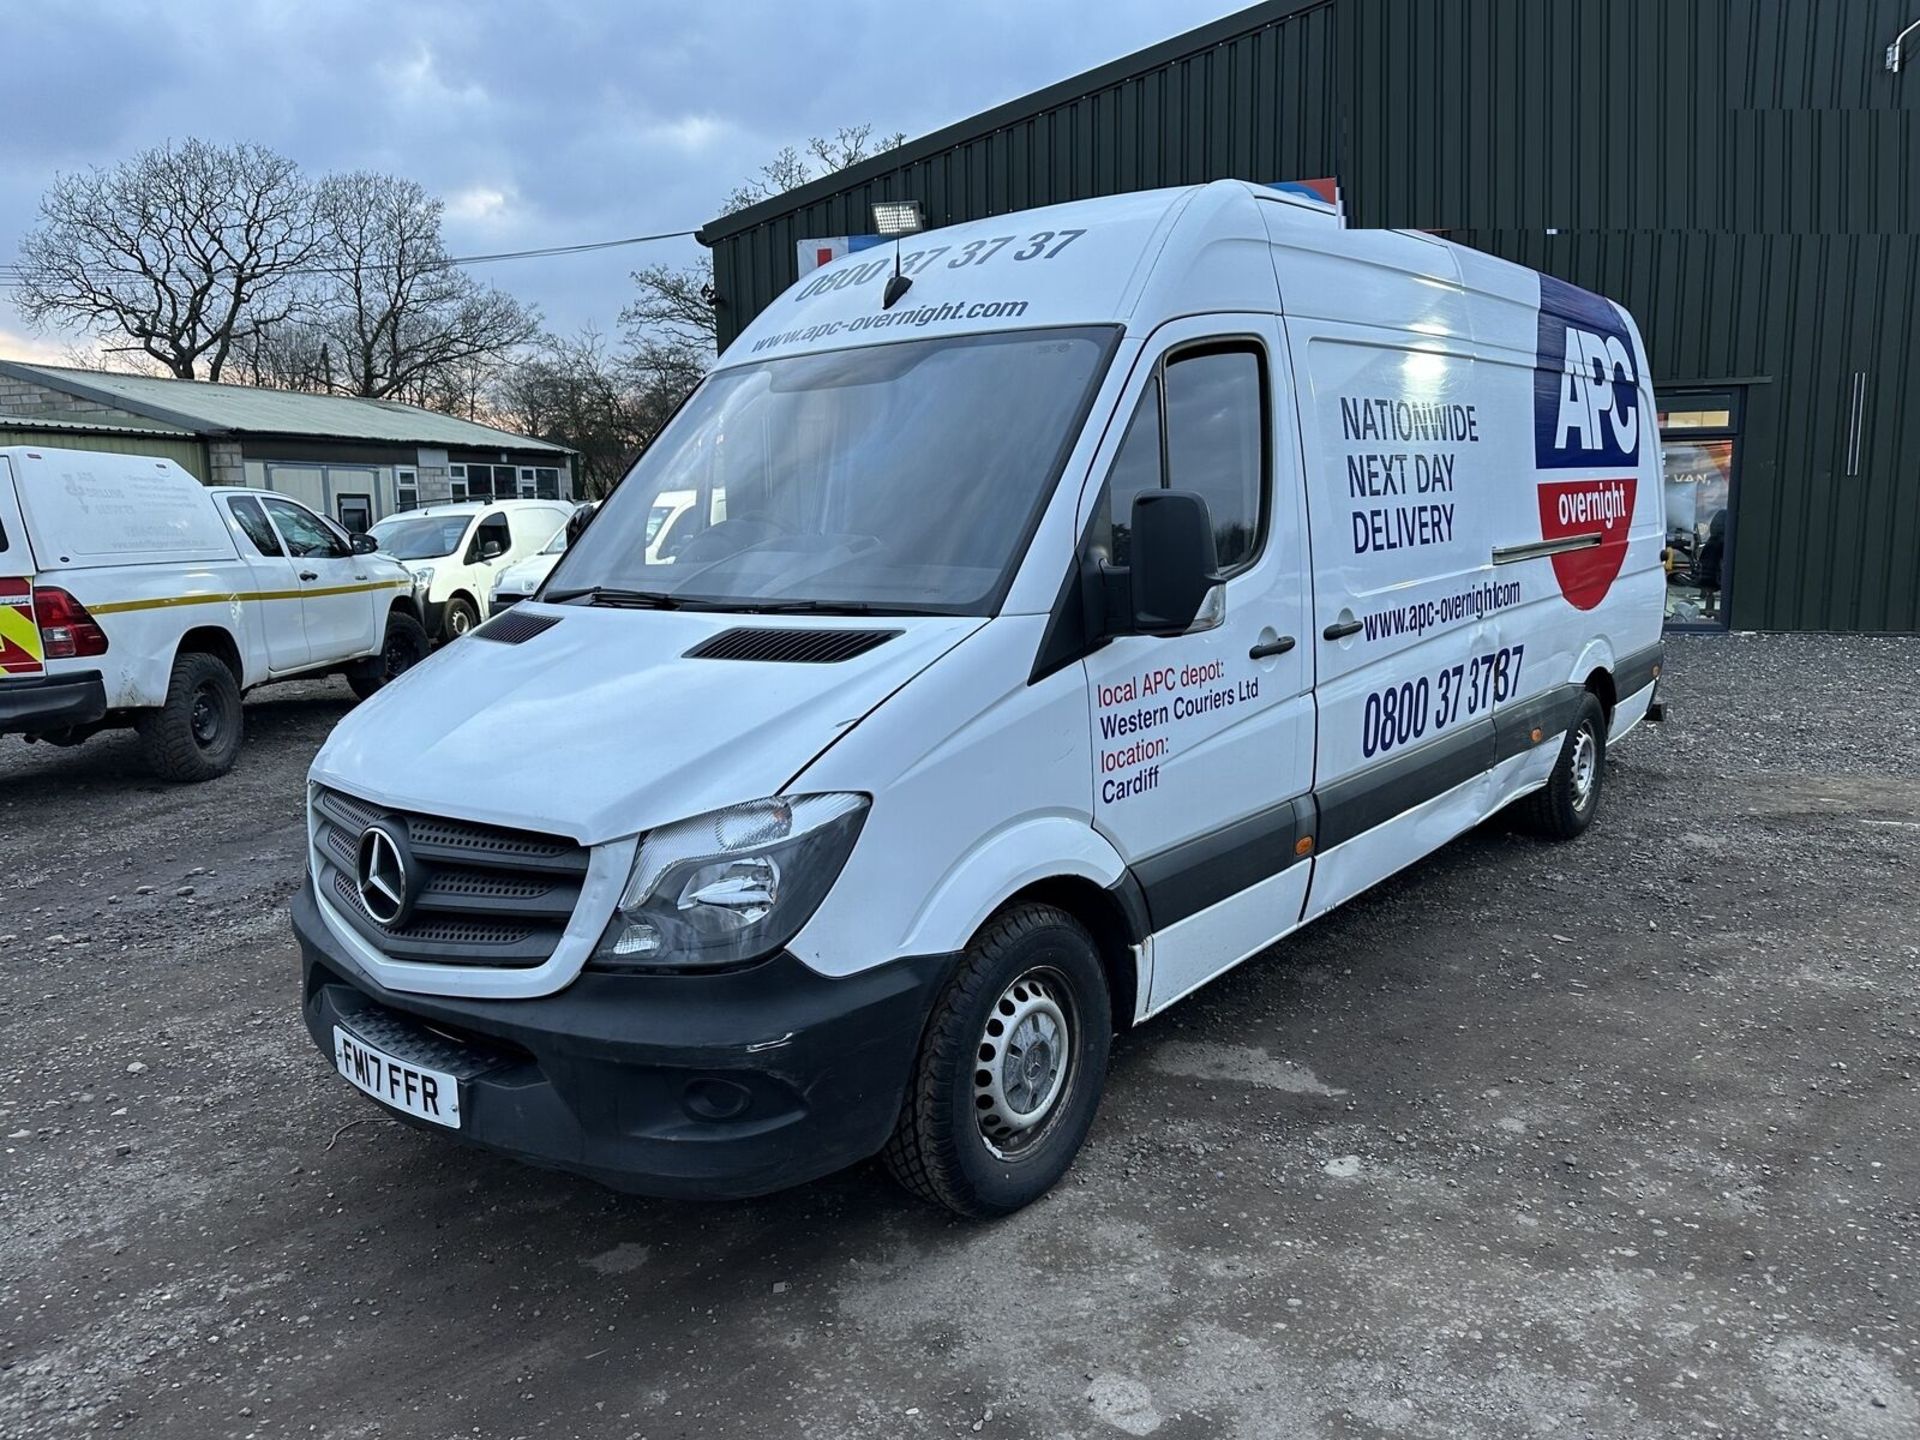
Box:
1514;691;1608;840
442;596;479;640
882;903;1111;1218
349;611;431;700
137;652;243;783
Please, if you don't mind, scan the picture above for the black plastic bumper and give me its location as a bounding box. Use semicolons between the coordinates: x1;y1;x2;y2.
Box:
0;670;107;735
294;881;953;1199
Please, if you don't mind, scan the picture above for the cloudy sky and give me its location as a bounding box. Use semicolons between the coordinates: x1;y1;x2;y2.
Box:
1;0;1239;367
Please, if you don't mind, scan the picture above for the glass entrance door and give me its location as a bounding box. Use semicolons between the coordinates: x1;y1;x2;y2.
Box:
1658;391;1740;628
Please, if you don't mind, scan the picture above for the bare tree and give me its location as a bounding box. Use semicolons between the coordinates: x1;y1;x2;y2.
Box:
720;124;907;215
618;123;907;422
14;139;317;381
495;330;654;497
301;172;541;402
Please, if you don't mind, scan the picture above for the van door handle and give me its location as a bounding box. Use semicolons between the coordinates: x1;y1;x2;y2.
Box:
299;570;319;581
1323;619;1363;640
1249;636;1296;659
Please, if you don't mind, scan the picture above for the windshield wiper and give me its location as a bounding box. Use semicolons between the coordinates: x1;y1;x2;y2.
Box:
726;599;953;617
544;586;687;609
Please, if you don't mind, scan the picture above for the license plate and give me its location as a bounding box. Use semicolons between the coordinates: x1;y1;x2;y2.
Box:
333;1024;461;1129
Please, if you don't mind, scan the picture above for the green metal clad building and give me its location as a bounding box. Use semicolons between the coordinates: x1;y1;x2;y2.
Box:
698;0;1920;633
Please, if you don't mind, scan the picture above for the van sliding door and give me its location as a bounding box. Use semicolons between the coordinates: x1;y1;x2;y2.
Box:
1281;290;1504;920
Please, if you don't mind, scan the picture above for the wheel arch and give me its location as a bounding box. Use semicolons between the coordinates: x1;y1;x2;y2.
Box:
176;625;244;685
998;874;1145;1034
1567;637;1619;724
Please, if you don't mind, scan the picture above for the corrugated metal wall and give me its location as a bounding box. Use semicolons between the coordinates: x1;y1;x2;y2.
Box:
0;428;210;480
703;0;1920;631
708;0;1340;347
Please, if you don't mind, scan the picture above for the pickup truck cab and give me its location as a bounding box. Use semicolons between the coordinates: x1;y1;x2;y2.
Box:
368;500;573;640
0;446;426;781
295;182;1664;1215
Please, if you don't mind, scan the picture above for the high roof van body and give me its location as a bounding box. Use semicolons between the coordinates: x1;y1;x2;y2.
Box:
295;182;1664;1215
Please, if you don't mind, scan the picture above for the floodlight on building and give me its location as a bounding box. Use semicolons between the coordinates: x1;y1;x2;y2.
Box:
871;201;924;237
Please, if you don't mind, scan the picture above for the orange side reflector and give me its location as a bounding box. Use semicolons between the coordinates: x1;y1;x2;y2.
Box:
1294;835;1314;856
1530;727;1544;743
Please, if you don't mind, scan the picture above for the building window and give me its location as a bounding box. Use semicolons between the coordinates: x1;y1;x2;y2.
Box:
1658;389;1741;629
533;466;561;499
449;464;468;501
336;493;373;535
396;467;419;513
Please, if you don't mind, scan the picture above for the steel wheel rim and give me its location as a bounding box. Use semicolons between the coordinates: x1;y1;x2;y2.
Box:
189;685;222;747
1571;723;1598;809
385;632;416;677
974;967;1075;1159
448;608;471;636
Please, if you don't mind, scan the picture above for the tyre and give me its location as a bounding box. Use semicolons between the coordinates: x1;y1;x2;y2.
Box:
137;651;244;783
349;610;431;700
1514;691;1608;840
442;596;479;641
883;903;1112;1218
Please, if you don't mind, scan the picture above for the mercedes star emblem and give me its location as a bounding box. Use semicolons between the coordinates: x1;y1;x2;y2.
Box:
356;822;414;926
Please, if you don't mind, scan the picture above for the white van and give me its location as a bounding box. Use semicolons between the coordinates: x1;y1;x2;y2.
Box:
0;447;425;781
368;499;574;640
295;183;1664;1216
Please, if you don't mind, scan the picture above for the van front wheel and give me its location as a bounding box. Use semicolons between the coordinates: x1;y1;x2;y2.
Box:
1515;691;1608;840
883;903;1111;1218
442;596;479;640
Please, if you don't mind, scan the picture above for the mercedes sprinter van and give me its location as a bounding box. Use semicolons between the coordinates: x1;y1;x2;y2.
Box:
295;181;1664;1216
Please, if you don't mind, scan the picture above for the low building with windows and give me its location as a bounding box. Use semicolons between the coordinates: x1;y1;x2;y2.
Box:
0;361;574;533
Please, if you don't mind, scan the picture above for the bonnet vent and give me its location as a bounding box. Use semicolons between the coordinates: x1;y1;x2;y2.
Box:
473;610;562;645
684;627;901;663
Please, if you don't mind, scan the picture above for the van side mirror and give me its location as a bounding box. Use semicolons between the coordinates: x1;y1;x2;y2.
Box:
350;533;378;555
478;539;504;561
1128;490;1224;636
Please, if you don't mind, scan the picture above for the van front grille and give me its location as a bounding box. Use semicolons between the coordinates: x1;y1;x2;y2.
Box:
311;786;587;968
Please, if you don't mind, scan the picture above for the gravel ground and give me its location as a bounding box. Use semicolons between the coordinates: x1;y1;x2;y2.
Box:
2;634;1917;1440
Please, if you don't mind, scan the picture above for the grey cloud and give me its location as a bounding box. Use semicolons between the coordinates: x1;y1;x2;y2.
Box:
3;0;1233;345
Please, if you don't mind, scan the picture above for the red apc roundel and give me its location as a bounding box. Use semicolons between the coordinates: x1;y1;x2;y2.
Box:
1536;477;1636;611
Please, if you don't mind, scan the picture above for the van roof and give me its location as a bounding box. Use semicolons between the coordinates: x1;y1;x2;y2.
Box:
722;179;1567;368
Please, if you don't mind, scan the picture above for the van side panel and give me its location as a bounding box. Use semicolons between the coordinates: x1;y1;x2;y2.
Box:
1276;242;1662;925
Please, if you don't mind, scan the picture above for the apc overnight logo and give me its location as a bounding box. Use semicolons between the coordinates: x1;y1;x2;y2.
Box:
1532;274;1640;611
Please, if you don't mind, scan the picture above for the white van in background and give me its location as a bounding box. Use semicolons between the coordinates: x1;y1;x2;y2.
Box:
0;447;425;781
295;182;1664;1216
368;499;573;640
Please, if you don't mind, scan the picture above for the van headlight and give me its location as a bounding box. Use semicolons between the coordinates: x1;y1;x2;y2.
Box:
410;566;434;593
589;794;868;972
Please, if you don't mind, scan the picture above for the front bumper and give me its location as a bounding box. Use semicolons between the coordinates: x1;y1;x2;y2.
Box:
0;670;107;735
294;882;952;1199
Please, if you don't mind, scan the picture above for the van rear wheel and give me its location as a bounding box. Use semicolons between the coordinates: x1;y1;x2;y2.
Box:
1514;691;1608;840
137;651;244;783
883;903;1111;1218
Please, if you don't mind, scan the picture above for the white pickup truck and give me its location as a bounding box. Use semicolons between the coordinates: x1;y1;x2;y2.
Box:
0;445;428;781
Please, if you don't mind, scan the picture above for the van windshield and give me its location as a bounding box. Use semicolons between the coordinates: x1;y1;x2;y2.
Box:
548;327;1116;615
370;515;471;560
